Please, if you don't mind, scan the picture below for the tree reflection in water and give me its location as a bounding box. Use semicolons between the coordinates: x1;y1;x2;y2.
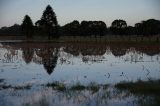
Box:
35;47;59;75
22;48;34;64
0;42;160;74
0;42;160;106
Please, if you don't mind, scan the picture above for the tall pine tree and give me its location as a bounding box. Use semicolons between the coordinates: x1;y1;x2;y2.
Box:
41;5;58;39
21;15;34;39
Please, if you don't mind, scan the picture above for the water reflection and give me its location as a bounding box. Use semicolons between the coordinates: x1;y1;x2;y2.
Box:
0;86;159;106
0;42;160;76
36;47;58;75
22;47;34;64
0;42;160;106
1;42;160;63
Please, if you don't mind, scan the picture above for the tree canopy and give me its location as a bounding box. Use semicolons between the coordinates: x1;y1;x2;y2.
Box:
1;5;160;38
135;19;160;36
35;5;58;39
41;5;58;27
111;19;127;28
62;20;80;36
21;15;34;38
110;19;127;35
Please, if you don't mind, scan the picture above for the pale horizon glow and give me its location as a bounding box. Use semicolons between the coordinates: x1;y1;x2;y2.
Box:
0;0;160;28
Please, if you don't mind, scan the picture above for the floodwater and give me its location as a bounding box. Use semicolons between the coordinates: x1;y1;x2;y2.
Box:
0;42;160;106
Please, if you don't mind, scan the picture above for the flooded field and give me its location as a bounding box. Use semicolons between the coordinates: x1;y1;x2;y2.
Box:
0;42;160;106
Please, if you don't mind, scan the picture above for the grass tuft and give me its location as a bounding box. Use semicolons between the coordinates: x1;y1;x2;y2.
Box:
46;81;109;92
115;80;160;95
46;82;66;91
71;82;86;91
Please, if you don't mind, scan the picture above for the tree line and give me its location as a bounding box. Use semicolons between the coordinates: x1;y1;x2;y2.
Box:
0;5;160;39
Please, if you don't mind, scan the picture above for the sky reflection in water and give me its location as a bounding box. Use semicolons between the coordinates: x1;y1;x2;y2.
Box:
0;42;160;106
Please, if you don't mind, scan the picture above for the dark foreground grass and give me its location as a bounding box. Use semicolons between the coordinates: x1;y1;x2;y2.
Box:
0;84;31;90
46;82;66;91
46;82;109;92
71;82;102;92
0;79;5;83
0;79;31;90
71;84;86;91
115;80;160;95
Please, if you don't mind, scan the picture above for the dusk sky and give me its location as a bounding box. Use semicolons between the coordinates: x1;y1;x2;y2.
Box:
0;0;160;27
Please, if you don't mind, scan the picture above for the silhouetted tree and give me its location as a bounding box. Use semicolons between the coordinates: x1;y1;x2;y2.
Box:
91;21;107;37
80;21;107;37
21;15;34;38
0;24;22;36
1;16;160;38
135;23;143;35
110;19;127;35
62;20;80;36
35;5;58;39
125;26;135;35
135;19;160;36
80;21;90;36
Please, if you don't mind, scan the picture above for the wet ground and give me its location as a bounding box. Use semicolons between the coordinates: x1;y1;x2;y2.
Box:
0;42;160;106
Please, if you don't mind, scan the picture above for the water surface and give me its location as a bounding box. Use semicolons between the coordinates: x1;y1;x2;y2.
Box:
0;42;160;106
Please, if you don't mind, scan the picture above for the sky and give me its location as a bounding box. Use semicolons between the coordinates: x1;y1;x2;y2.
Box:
0;0;160;28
